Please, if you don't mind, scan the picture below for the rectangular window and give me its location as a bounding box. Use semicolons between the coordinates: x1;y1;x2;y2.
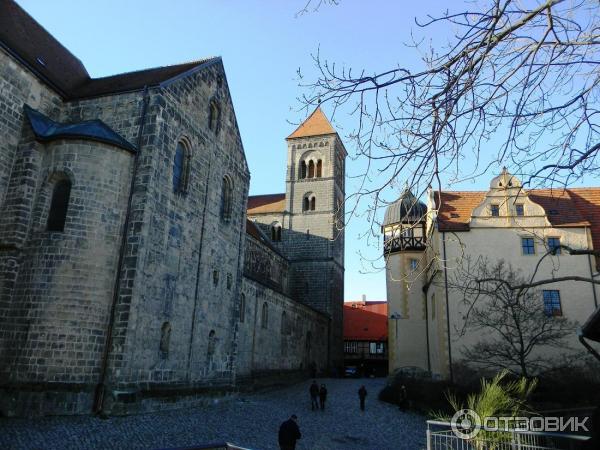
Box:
409;259;418;271
521;237;535;255
344;341;358;354
369;342;384;354
515;204;524;216
547;237;561;255
491;204;500;217
543;290;562;316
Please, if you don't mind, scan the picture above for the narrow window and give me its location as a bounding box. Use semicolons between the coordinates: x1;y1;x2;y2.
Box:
521;237;535;255
209;101;220;132
490;204;500;217
316;159;322;177
300;161;307;179
227;273;232;290
271;224;282;241
409;258;418;271
281;311;287;334
207;330;216;364
303;197;310;212
431;294;436;320
159;322;171;358
547;237;561;255
47;179;71;232
308;160;315;178
172;142;190;193
213;270;219;286
543;290;562;316
261;302;269;329
310;196;316;211
221;176;233;221
515;204;524;216
239;294;245;323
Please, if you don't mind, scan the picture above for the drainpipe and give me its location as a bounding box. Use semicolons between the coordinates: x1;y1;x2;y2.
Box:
187;156;213;381
94;86;149;413
423;285;431;373
442;232;454;383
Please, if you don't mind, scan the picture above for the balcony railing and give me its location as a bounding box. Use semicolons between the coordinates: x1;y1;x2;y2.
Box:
383;235;426;253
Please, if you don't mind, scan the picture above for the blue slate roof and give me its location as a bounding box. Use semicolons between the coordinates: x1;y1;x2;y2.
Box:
24;105;136;153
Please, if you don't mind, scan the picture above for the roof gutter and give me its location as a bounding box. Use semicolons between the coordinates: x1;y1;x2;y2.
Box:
93;85;150;414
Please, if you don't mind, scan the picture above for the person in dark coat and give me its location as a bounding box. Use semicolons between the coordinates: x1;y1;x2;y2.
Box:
319;384;328;411
278;414;301;450
309;380;319;410
358;385;367;411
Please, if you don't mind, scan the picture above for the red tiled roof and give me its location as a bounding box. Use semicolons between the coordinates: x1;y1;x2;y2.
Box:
0;0;218;99
434;188;600;233
287;107;336;139
247;194;286;214
343;302;388;341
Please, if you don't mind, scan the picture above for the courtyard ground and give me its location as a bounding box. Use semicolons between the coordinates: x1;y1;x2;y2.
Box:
0;378;427;450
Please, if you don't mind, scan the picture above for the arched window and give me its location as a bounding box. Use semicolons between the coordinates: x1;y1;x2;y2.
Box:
172;141;190;193
316;160;322;177
281;311;287;334
303;197;310;212
221;176;233;221
209;100;220;132
308;160;315;178
300;161;307;179
271;223;282;241
159;322;171;357
310;196;316;211
261;302;269;329
207;330;216;364
240;294;246;323
47;179;71;232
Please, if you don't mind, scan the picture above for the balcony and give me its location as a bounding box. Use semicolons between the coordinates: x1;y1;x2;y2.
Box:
383;235;426;253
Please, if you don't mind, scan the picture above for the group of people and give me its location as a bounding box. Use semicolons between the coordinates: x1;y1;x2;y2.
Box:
278;381;370;450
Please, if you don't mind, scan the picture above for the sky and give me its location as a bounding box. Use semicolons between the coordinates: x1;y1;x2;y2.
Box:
15;0;515;302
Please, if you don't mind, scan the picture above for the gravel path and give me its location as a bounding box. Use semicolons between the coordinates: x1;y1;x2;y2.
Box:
0;378;427;450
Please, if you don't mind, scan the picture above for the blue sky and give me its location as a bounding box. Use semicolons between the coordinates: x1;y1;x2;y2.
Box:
16;0;501;302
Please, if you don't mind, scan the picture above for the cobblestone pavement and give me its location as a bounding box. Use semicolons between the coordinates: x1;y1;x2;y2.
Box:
0;378;427;450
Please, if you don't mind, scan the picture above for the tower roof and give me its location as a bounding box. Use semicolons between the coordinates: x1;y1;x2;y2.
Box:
383;187;428;226
287;107;336;139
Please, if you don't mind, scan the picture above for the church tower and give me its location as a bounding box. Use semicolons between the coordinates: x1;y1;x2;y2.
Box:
285;107;347;370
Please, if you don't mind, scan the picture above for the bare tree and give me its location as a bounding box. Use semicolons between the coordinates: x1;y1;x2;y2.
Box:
448;257;579;377
301;0;600;236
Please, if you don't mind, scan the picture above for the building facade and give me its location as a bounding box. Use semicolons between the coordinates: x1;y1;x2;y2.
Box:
0;0;340;416
384;169;600;380
343;299;388;377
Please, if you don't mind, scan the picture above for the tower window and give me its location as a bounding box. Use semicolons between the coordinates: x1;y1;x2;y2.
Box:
47;179;71;232
221;176;233;221
490;204;500;217
409;258;418;271
316;160;322;177
310;196;316;211
213;270;219;286
303;196;310;212
227;273;233;290
308;160;315;178
173;141;190;193
207;330;216;364
271;223;282;241
300;161;307;179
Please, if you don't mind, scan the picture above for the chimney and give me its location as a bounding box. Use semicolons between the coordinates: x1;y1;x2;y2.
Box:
362;294;367;304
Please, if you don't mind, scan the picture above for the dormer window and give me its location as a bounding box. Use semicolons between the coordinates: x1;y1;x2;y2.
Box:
490;204;500;217
515;204;524;216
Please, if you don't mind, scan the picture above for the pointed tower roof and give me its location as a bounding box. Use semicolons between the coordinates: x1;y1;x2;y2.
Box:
287;107;336;139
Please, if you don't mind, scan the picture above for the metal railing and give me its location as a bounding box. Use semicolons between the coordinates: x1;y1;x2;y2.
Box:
426;420;591;450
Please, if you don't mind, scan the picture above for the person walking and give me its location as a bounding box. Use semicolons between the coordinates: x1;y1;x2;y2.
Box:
278;414;301;450
309;380;319;411
358;385;367;411
319;384;328;411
